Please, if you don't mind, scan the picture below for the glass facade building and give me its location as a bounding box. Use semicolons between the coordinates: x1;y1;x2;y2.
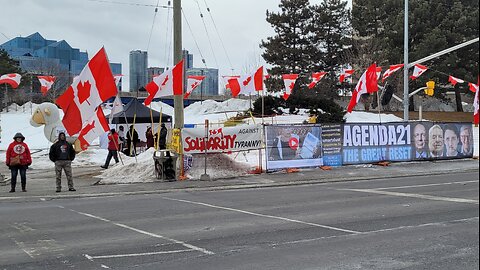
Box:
129;50;148;92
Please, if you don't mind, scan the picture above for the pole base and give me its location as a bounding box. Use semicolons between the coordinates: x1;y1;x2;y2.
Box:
200;174;211;181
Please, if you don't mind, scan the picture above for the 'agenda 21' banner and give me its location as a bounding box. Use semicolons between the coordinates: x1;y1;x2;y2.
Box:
342;123;412;165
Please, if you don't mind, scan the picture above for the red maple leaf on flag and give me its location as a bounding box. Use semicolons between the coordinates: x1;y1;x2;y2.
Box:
161;75;169;87
289;82;295;90
8;74;16;78
77;80;92;104
243;77;252;86
191;82;199;89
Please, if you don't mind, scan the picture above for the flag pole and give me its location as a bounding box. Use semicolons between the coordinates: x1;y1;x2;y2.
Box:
156;108;163;151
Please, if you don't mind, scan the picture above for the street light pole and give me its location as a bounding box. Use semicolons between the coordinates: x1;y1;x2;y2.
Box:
403;0;409;121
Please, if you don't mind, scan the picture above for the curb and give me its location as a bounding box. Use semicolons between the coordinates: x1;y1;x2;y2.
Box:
0;168;478;202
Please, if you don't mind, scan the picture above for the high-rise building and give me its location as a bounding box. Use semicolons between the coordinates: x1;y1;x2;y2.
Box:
0;32;122;77
147;67;165;83
182;49;193;69
186;68;219;96
129;50;148;92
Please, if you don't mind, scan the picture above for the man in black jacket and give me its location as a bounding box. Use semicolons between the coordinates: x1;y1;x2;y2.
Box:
49;132;76;192
159;123;167;150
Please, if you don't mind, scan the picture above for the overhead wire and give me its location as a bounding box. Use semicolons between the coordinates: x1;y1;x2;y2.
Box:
201;0;235;74
163;1;173;67
146;0;161;52
85;0;170;8
181;8;208;68
194;0;219;68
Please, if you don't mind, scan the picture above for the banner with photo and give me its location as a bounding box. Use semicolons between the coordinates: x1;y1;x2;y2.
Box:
265;125;323;170
182;124;262;154
321;124;343;167
411;122;474;160
342;123;412;165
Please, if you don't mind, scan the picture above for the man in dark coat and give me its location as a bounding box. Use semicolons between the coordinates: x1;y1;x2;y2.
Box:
125;126;139;156
49;132;76;192
159;123;167;150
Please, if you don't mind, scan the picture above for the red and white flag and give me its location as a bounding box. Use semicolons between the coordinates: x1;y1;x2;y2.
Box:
382;64;404;82
56;48;118;136
228;66;264;98
339;69;354;83
38;76;56;95
109;94;124;123
347;63;379;113
144;60;184;105
308;72;327;89
0;73;22;88
468;83;478;93
78;108;110;150
282;74;299;101
184;75;206;99
448;76;465;87
113;74;123;86
410;64;428;80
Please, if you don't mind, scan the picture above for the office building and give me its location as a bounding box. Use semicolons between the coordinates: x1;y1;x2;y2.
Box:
0;32;121;77
186;68;219;96
182;49;193;69
129;50;148;92
147;67;165;83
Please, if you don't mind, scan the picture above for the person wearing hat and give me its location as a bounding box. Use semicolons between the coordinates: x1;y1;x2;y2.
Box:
5;133;32;192
49;132;76;192
101;129;120;169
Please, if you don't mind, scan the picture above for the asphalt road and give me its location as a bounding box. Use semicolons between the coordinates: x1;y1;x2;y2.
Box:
0;171;478;270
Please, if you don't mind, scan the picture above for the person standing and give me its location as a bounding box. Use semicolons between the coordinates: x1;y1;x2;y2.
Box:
101;129;120;169
49;132;76;192
125;125;139;156
118;126;125;152
159;123;168;150
5;133;32;192
146;127;155;149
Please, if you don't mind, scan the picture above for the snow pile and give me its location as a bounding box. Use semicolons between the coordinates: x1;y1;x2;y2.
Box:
96;148;157;184
345;112;404;123
186;153;256;180
185;99;250;115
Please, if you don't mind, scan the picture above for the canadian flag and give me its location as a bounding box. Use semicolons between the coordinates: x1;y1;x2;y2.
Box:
448;76;465;87
308;72;327;89
77;108;110;150
144;60;184;105
282;74;299;101
468;83;478;93
0;73;22;88
347;63;379;113
38;76;56;95
382;64;404;82
228;66;264;98
339;69;354;83
56;48;118;136
184;75;206;99
410;64;428;80
222;75;240;91
113;74;123;86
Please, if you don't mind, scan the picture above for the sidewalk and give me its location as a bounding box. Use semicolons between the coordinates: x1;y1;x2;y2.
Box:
0;159;478;201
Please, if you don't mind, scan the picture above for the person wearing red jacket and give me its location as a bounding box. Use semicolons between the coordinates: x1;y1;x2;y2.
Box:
5;133;32;192
101;129;120;169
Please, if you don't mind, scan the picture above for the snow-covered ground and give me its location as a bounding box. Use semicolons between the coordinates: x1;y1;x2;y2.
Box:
1;99;476;184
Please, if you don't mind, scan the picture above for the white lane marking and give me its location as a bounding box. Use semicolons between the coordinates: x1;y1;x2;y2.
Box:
272;217;479;247
162;197;360;234
86;249;194;259
63;207;214;255
100;265;110;269
12;239;36;258
372;180;479;191
342;188;479;204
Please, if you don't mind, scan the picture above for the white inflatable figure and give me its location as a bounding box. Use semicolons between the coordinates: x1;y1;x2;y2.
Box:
30;102;82;152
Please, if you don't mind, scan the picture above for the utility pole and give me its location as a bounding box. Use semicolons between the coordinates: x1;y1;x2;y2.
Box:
403;0;409;121
173;0;184;129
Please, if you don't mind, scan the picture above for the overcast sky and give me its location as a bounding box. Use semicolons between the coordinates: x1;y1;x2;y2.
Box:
1;0;339;90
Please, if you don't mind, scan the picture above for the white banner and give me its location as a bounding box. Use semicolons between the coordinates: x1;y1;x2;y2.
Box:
182;124;263;154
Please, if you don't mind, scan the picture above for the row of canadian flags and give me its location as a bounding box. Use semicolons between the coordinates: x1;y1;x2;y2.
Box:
0;48;479;151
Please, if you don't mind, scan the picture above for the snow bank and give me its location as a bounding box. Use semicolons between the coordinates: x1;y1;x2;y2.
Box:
345;112;404;123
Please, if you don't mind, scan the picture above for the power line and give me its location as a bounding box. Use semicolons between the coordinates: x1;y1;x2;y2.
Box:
146;0;161;52
181;8;208;68
201;0;235;74
163;1;173;67
194;0;219;68
85;0;170;8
